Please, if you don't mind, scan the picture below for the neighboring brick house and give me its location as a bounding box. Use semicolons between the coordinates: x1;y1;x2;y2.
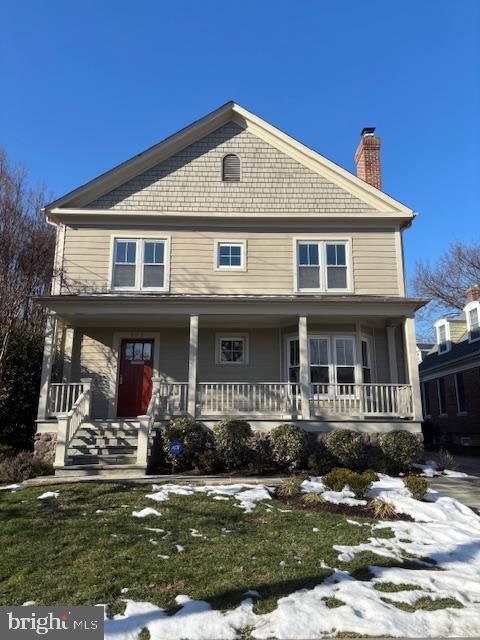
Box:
419;287;480;447
34;102;426;475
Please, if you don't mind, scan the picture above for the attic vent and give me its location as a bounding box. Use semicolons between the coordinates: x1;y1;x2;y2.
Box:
222;154;240;182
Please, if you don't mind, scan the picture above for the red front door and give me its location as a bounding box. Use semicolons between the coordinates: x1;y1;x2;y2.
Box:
117;339;154;417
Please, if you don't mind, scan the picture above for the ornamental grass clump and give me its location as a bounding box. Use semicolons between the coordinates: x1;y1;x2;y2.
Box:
369;496;397;519
213;419;252;470
277;475;308;498
270;424;308;472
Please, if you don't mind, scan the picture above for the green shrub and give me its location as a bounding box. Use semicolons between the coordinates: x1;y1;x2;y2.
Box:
323;467;373;499
270;424;308;471
213;419;252;470
302;492;323;504
247;432;274;474
277;475;308;497
380;431;423;473
403;475;428;500
362;469;379;484
194;449;218;474
0;452;53;483
325;429;365;469
162;417;205;469
307;448;339;476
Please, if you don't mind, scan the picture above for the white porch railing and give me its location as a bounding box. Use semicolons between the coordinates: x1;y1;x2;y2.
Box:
156;382;189;417
137;378;164;468
197;382;300;416
310;383;413;418
48;382;84;416
53;378;92;468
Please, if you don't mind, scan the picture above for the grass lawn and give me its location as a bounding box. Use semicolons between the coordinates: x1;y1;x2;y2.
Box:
0;482;443;615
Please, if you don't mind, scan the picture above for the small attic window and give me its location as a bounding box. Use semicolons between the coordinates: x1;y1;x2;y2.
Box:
222;154;240;182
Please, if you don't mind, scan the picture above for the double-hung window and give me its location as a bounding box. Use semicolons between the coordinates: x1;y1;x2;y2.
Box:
437;377;447;415
112;238;168;291
466;303;480;342
296;240;350;292
335;337;356;392
361;338;372;383
454;372;467;414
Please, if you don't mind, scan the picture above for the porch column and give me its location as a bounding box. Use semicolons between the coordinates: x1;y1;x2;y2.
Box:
298;316;311;420
62;326;74;382
403;317;423;421
386;323;398;384
37;312;56;420
187;315;199;418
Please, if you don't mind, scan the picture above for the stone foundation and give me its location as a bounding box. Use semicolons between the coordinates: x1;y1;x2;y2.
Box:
34;432;57;464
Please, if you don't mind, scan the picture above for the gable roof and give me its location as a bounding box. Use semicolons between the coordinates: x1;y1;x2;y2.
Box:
44;101;415;220
420;336;480;372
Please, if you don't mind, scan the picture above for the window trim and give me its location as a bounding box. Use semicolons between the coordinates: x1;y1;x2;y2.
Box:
434;319;451;354
215;333;249;365
293;238;353;293
465;300;480;343
109;236;171;292
454;371;467;415
214;240;247;272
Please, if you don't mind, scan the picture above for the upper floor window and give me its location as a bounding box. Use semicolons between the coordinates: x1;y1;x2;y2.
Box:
435;320;450;354
296;240;350;292
466;301;480;342
222;154;240;182
215;240;246;271
112;238;169;291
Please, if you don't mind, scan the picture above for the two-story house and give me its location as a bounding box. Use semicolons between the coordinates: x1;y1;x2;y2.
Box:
34;102;425;475
420;287;480;447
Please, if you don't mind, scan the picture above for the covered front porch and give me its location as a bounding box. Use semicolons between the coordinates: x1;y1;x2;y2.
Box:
35;295;423;470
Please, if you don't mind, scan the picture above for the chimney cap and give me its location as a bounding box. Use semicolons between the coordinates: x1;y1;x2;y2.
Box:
361;127;376;137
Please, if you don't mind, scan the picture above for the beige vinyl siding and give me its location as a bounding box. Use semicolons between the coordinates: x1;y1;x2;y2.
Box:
78;328;115;418
61;225;400;296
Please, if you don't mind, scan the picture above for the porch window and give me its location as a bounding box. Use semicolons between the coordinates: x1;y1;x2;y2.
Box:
215;241;246;270
309;337;330;390
361;338;372;383
216;335;248;364
296;240;350;292
111;237;169;291
334;337;355;389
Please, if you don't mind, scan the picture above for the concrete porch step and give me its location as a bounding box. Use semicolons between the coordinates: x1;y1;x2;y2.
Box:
68;446;137;457
66;453;137;465
55;464;146;477
70;436;138;448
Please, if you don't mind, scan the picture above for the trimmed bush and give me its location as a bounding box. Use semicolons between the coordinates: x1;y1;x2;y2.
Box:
403;475;428;500
162;417;205;469
194;449;217;474
307;448;339;476
362;469;379;484
380;431;423;473
270;424;308;471
247;432;274;474
325;429;365;469
213;419;252;470
302;492;323;504
323;467;373;499
0;452;53;483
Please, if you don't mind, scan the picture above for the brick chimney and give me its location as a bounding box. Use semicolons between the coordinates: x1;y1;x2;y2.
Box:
354;127;382;190
466;285;480;302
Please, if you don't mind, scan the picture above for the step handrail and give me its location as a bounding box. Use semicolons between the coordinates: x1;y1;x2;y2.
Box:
53;378;92;468
136;378;162;468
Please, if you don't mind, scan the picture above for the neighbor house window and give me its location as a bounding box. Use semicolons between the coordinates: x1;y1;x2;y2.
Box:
222;154;240;182
296;240;350;292
215;241;246;270
437;377;447;415
454;372;467;414
216;335;248;364
466;302;480;342
435;321;450;354
112;238;169;291
422;381;431;417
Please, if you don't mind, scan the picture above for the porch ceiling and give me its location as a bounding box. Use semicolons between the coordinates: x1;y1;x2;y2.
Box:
36;294;426;326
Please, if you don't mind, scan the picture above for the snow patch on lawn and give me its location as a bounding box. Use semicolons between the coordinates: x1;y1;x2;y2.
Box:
37;491;59;500
146;483;272;513
132;507;162;518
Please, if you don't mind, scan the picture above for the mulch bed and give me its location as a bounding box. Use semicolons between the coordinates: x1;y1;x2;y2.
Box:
275;490;413;521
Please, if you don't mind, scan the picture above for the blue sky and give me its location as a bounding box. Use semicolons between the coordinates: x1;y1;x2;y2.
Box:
1;0;479;291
